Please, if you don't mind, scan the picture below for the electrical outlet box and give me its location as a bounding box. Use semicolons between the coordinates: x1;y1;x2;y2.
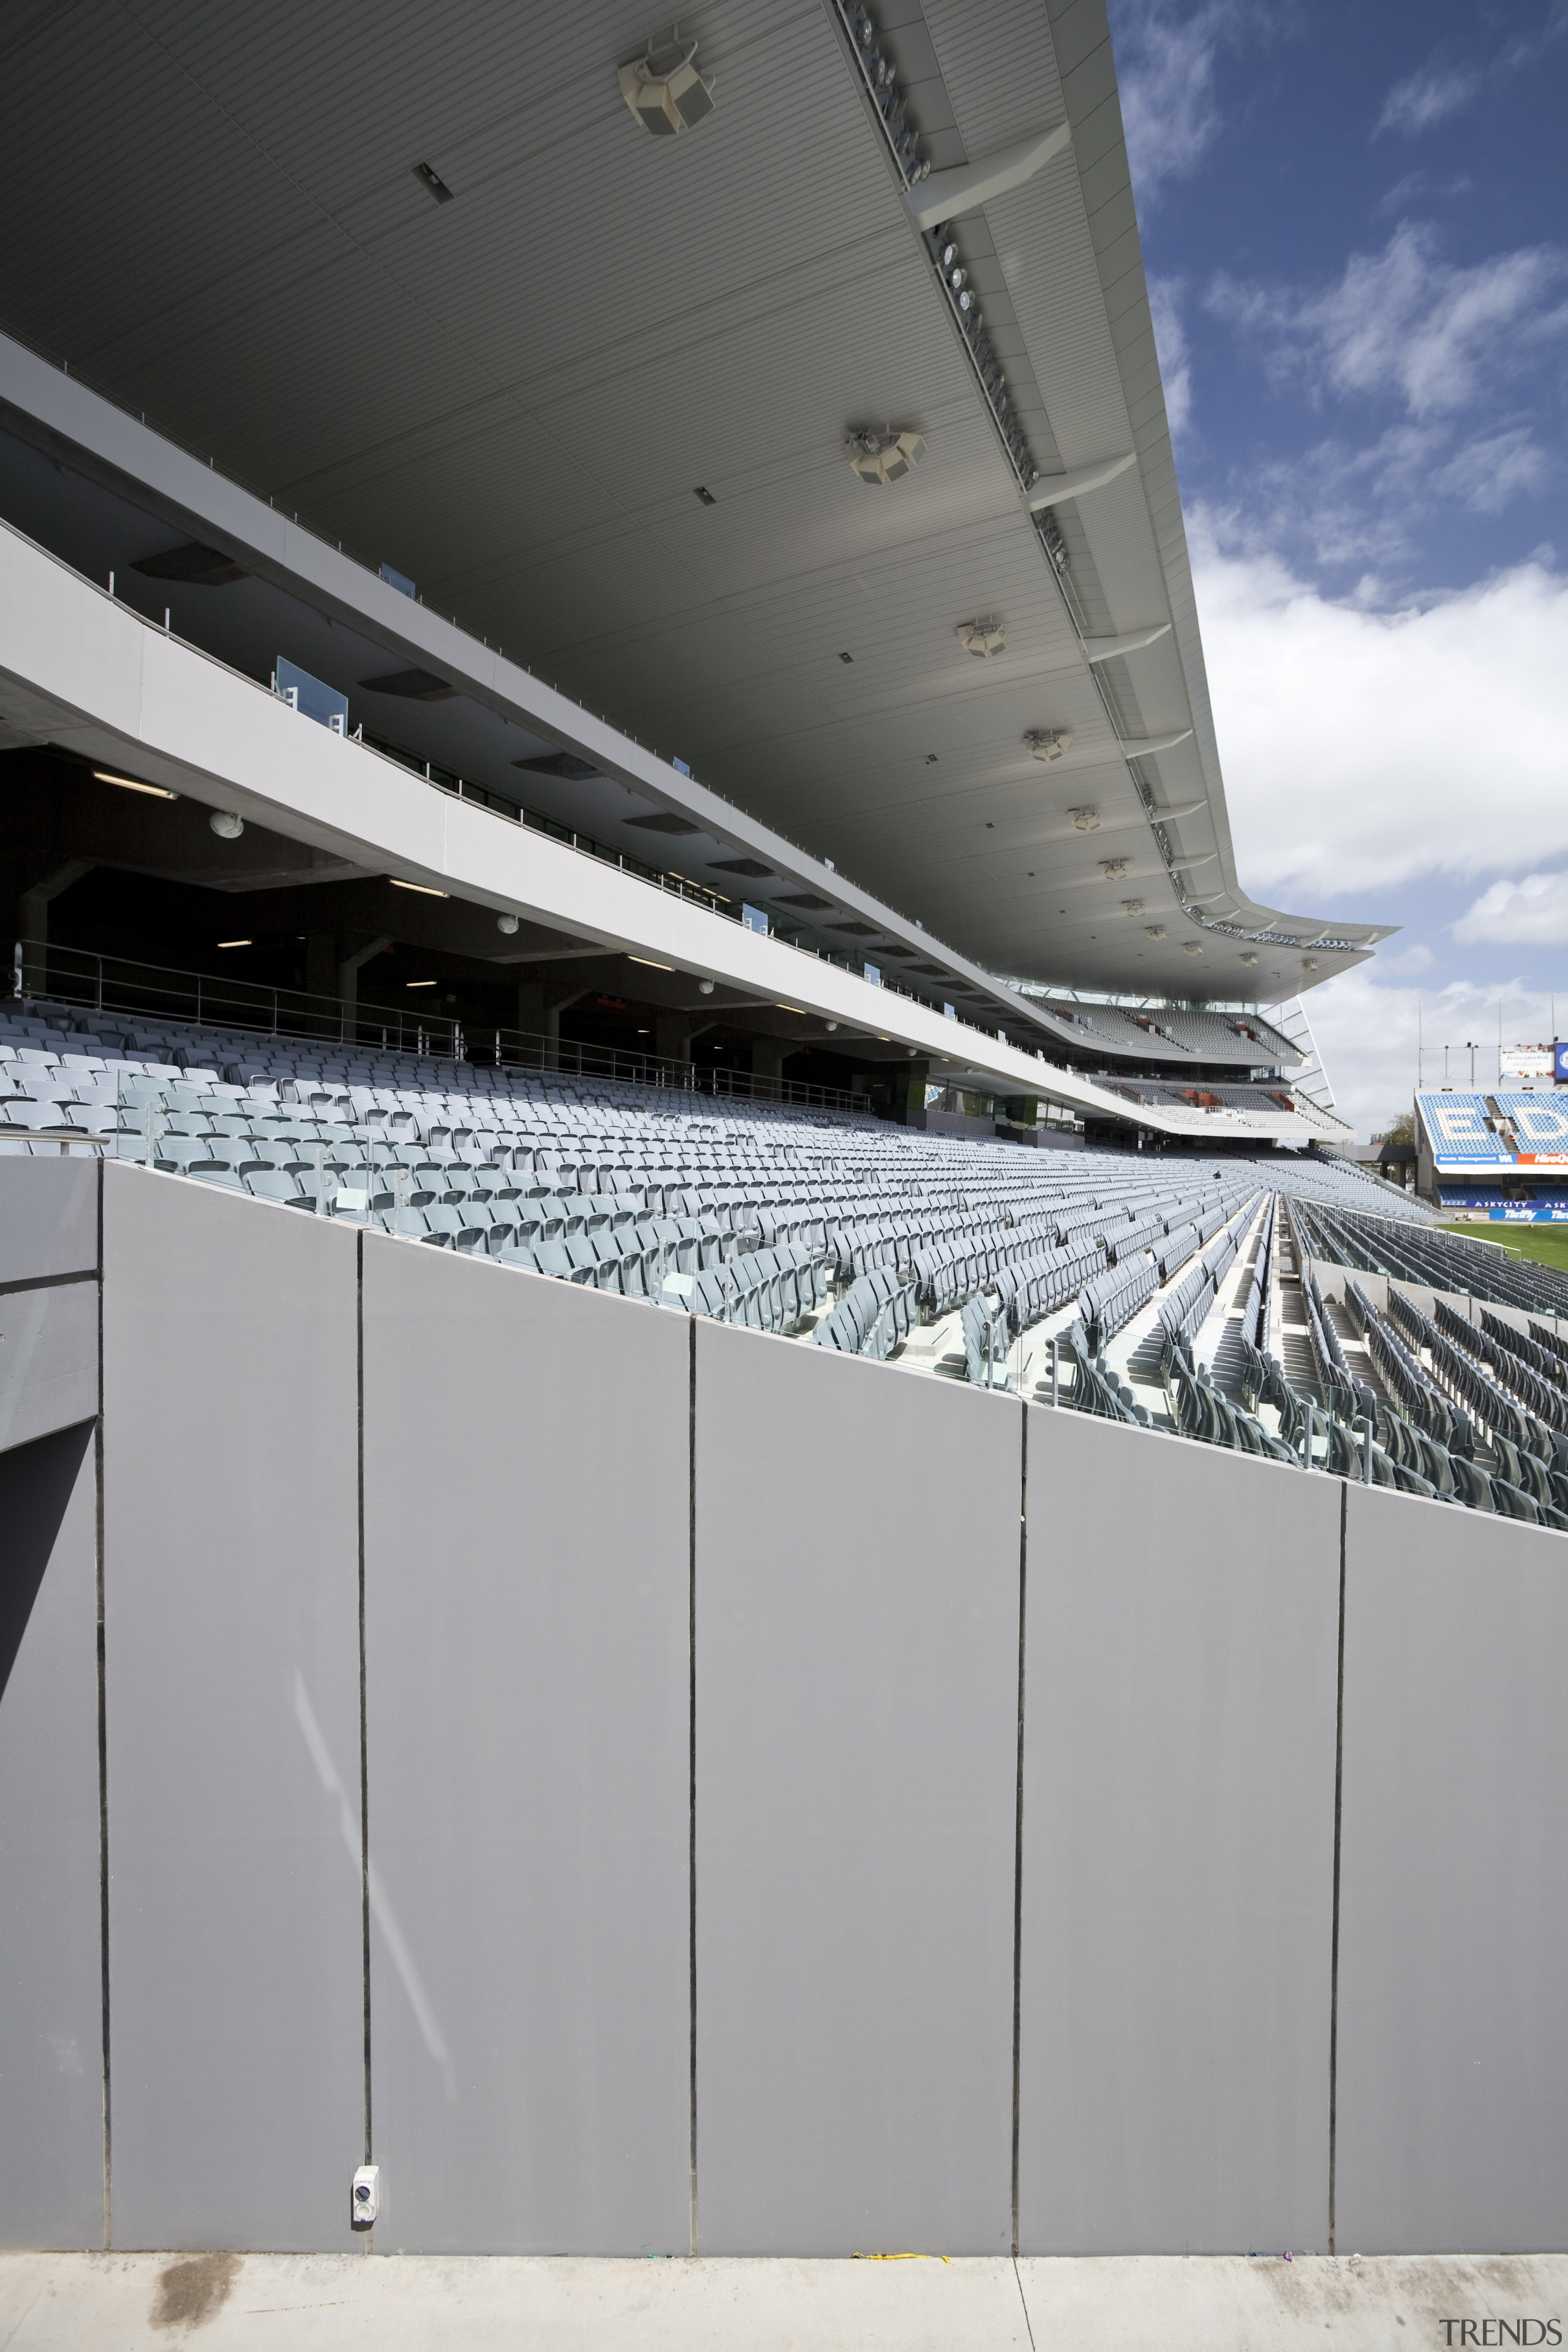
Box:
352;2164;380;2228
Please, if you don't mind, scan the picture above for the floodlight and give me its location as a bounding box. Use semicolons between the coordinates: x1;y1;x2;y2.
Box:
1098;858;1132;881
1240;952;1259;967
1025;730;1071;763
957;617;1005;657
619;36;715;135
1145;925;1166;941
1068;804;1099;831
1182;941;1204;957
846;428;925;486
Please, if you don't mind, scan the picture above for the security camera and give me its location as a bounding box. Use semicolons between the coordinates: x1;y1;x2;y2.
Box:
698;979;714;995
209;810;244;839
496;913;519;935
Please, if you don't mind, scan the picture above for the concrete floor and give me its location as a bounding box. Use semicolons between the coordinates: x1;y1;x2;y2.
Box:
2;2250;1564;2350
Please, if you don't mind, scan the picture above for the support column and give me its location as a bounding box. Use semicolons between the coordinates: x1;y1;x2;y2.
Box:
750;1035;786;1089
337;935;393;1036
655;1011;691;1067
17;860;92;998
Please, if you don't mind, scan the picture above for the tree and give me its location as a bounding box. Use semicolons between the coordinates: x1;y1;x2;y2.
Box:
1378;1112;1417;1148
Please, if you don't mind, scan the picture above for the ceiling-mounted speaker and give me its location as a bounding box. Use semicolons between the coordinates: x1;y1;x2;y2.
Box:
1025;729;1071;762
846;429;925;486
619;36;715;135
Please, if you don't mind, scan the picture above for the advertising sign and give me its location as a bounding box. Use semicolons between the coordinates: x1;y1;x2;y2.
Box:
1501;1047;1554;1088
1557;1041;1568;1086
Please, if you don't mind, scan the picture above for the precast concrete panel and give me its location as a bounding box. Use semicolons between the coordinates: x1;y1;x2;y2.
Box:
1335;1486;1568;2253
100;1167;363;2250
694;1327;1020;2253
1017;1411;1340;2253
0;1279;98;1453
0;1156;98;1286
361;1243;691;2253
0;1422;103;2247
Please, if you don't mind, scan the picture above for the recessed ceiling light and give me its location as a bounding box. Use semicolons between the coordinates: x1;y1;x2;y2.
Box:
693;485;717;505
839;651;854;665
216;939;252;949
406;979;439;989
389;877;449;897
94;769;177;799
412;162;454;204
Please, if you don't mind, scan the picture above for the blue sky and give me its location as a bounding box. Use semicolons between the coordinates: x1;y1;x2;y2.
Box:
1107;0;1568;1134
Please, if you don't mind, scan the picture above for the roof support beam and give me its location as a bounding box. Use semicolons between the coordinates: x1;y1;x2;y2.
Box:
904;121;1072;232
1022;451;1137;510
1080;624;1172;663
1120;730;1193;758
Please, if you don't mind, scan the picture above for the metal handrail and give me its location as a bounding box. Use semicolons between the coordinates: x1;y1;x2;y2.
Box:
10;942;863;1114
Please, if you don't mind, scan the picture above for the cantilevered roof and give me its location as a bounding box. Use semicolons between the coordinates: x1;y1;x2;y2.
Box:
0;0;1389;1001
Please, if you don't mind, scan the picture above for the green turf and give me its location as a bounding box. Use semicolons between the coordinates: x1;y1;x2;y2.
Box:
1439;1221;1568;1275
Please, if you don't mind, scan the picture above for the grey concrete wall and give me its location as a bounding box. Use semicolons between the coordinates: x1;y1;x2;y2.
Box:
361;1242;690;2255
1017;1411;1341;2254
0;1156;99;1453
4;1161;1568;2258
694;1328;1021;2254
1335;1485;1568;2253
100;1166;364;2251
0;1421;102;2248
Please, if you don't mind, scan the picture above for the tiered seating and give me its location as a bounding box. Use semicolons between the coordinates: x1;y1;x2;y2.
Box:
1290;1197;1568;1318
1417;1093;1512;1166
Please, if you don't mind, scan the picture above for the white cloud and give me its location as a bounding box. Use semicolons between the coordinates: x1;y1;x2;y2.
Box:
1431;426;1553;514
1112;0;1250;207
1454;870;1568;946
1147;274;1193;437
1302;967;1558;1142
1208;224;1568;421
1191;527;1568;899
1375;10;1568;139
1376;62;1481;136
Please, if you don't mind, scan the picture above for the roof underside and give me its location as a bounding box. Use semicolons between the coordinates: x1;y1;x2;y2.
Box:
0;0;1387;1001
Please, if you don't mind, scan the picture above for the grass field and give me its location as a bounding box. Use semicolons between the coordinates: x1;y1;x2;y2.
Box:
1440;1221;1568;1276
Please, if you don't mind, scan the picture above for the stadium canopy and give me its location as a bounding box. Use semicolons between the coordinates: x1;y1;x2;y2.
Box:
0;0;1389;1005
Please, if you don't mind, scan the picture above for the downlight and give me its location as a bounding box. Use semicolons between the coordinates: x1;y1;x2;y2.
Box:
618;34;715;135
1025;729;1071;763
957;617;1005;658
845;428;925;486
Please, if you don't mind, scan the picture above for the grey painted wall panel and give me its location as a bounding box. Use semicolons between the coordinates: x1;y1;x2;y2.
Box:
100;1166;363;2252
0;1157;98;1286
0;1423;103;2248
695;1330;1020;2255
0;1281;98;1453
361;1245;690;2255
1017;1412;1340;2254
1336;1487;1568;2253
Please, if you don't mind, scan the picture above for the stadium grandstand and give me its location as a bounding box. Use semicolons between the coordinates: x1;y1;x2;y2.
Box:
0;0;1560;2285
1417;1087;1568;1222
